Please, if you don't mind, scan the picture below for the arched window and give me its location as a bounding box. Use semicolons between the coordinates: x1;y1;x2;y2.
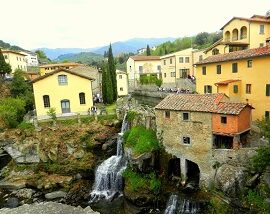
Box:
240;26;247;39
79;92;86;104
212;48;220;55
232;29;239;41
43;95;50;108
225;31;230;42
58;75;68;85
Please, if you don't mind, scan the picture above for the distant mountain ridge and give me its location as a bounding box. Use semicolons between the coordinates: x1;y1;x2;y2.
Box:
35;37;176;60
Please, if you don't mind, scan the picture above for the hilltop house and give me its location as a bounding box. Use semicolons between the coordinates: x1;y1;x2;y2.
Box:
155;93;253;187
32;68;94;120
126;56;161;88
2;50;27;73
116;69;128;96
39;62;81;76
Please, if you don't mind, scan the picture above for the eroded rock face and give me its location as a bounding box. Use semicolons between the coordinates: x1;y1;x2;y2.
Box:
45;191;67;200
215;164;248;197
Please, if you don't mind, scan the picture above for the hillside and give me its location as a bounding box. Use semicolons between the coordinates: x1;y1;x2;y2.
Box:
56;52;104;65
0;40;25;51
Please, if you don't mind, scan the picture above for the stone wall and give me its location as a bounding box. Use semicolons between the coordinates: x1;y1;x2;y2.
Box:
155;109;215;187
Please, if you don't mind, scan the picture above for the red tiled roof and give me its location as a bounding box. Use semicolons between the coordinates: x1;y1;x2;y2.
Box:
215;79;240;85
155;93;252;115
195;46;270;65
221;15;270;30
130;56;160;61
31;68;94;83
39;62;81;68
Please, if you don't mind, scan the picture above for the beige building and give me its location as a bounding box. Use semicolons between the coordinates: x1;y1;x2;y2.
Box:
39;62;81;76
2;50;27;73
69;65;101;95
126;56;161;87
116;69;128;96
160;48;205;84
32;69;94;120
204;13;270;57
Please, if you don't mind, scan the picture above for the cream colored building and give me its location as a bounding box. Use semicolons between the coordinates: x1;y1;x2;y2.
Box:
2;50;27;73
32;69;94;120
161;48;205;84
39;62;81;76
20;51;39;66
116;69;128;96
204;13;270;57
126;56;161;87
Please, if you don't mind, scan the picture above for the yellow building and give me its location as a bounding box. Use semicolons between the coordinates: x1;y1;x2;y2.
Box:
116;69;128;96
39;62;81;76
195;45;270;120
160;48;205;84
2;50;27;73
204;14;270;57
126;56;161;87
32;68;94;120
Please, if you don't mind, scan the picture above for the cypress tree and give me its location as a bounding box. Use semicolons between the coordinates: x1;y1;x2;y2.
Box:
146;45;151;56
0;49;12;78
107;44;117;100
101;64;108;104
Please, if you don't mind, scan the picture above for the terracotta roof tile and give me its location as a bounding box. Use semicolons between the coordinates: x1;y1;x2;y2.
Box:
130;56;160;61
155;93;252;115
39;62;81;68
195;46;270;65
215;79;240;85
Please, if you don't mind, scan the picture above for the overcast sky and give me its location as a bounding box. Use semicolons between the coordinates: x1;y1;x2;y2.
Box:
1;0;270;49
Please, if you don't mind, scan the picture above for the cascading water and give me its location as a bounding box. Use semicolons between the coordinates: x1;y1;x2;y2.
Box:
164;194;201;214
90;114;128;202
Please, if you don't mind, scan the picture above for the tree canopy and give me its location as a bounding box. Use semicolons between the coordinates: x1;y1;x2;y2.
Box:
146;45;151;56
0;49;12;77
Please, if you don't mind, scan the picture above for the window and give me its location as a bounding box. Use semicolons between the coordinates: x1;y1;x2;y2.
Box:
183;112;189;121
202;66;206;75
221;116;227;124
16;57;18;61
157;65;161;71
170;58;173;64
216;65;221;74
233;85;238;93
179;57;183;63
180;69;189;78
232;63;238;73
246;84;251;94
79;92;86;104
204;85;212;94
58;75;68;85
164;73;166;78
171;72;176;77
185;57;189;63
259;25;265;34
119;75;122;79
260;43;264;47
183;137;190;144
266;84;270;96
212;48;219;55
199;55;203;62
265;111;270;119
165;111;170;118
43;95;50;108
247;60;253;68
139;66;143;73
120;87;123;91
164;60;166;65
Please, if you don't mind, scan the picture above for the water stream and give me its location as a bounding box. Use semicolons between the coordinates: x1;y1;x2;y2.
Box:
90;114;128;202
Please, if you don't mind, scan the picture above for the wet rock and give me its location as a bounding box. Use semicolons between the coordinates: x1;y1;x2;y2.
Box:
0;202;99;214
66;180;91;205
45;191;67;200
5;197;19;208
215;164;248;197
0;180;26;190
13;188;35;199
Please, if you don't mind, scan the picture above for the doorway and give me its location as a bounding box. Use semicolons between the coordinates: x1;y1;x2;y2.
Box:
61;100;70;113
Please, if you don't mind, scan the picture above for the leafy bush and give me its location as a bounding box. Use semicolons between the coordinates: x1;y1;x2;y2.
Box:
257;118;270;141
81;116;95;124
124;126;160;155
252;145;270;172
127;110;140;122
47;108;57;122
140;75;161;86
155;78;163;87
18;121;34;130
0;97;26;128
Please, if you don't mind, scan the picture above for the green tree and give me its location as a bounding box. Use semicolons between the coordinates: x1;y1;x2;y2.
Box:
101;65;108;104
107;44;117;100
101;64;114;104
0;49;12;77
35;50;47;59
195;32;210;46
10;69;34;112
146;45;151;56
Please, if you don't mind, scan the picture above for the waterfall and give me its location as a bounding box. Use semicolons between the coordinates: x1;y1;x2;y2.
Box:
164;194;201;214
90;113;128;202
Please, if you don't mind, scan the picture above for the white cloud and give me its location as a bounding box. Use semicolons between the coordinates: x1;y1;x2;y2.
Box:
1;0;270;49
